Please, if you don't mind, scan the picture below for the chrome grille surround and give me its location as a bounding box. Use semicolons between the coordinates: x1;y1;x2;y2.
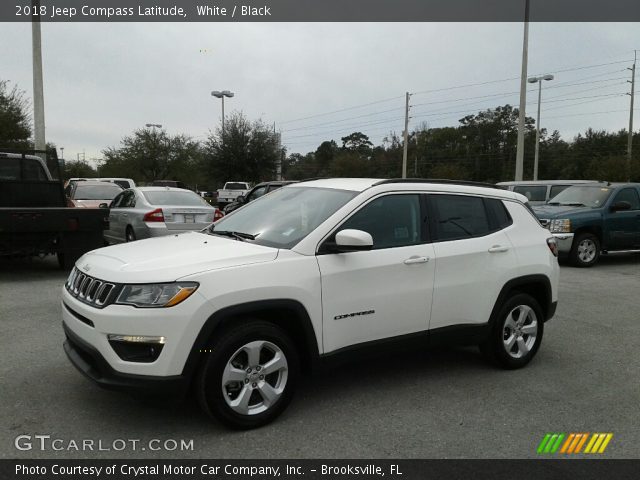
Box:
65;267;119;308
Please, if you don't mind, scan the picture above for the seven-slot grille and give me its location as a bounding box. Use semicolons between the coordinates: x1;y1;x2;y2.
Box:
65;268;117;308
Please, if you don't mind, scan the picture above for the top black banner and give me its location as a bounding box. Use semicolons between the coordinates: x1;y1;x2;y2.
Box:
2;0;640;22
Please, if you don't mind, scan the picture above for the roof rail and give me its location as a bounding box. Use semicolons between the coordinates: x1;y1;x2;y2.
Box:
373;178;503;190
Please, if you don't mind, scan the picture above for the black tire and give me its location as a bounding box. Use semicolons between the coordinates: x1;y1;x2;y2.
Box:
125;226;136;242
569;232;600;267
480;293;544;369
196;320;300;430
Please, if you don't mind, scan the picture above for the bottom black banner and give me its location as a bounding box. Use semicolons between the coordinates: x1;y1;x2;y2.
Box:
2;459;637;480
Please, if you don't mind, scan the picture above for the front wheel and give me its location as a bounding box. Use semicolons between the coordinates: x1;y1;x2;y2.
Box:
570;233;600;267
480;293;544;369
196;321;299;429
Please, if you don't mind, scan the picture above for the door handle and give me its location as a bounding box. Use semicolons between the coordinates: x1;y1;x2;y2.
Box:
404;256;429;265
488;245;509;253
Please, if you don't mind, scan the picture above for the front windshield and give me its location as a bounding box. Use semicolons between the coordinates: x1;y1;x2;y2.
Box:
210;186;358;249
548;186;612;208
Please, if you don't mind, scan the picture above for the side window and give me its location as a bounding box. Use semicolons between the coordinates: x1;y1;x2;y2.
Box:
247;186;268;201
485;198;513;231
612;188;640;210
513;185;547;202
339;194;422;250
430;194;490;241
122;191;136;208
23;159;48;181
0;158;21;180
111;192;125;208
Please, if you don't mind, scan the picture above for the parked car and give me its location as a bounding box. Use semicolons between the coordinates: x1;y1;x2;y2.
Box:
217;181;251;207
223;181;298;214
497;180;601;205
63;178;558;429
532;182;640;267
64;177;135;195
67;181;123;208
0;153;108;269
103;187;223;244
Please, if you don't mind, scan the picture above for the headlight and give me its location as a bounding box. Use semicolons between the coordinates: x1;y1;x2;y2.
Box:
116;282;198;308
549;218;571;233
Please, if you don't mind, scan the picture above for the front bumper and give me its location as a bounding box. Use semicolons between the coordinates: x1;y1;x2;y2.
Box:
63;322;189;397
551;233;574;253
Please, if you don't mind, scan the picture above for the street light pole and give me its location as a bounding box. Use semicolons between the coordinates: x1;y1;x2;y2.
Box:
528;74;554;181
31;2;46;161
211;90;234;140
515;0;530;181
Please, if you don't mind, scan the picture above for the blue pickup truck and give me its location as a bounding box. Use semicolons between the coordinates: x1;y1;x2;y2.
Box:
532;183;640;267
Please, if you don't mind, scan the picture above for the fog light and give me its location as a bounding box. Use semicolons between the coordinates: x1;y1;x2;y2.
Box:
108;335;165;362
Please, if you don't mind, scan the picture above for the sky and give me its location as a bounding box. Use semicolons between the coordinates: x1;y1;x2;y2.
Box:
1;22;638;165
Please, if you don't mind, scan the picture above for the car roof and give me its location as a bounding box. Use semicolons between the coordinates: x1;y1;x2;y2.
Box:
255;180;298;187
496;180;601;186
293;178;524;201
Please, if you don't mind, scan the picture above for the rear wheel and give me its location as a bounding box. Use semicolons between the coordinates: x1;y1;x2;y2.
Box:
125;226;136;242
196;320;299;429
570;233;600;267
480;293;544;369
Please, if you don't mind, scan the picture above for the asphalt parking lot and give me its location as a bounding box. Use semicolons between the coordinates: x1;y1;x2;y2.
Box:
1;253;638;459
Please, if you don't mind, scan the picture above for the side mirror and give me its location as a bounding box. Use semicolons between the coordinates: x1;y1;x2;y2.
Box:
610;201;631;212
332;229;373;252
99;203;109;209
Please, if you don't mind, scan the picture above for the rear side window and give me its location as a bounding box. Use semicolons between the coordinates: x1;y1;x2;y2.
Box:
23;159;48;180
485;198;513;230
0;159;20;180
430;194;490;241
513;185;547;202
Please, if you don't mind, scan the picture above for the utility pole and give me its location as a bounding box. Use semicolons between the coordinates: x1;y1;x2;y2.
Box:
515;0;530;181
402;92;410;179
274;122;282;181
627;50;636;182
31;0;46;160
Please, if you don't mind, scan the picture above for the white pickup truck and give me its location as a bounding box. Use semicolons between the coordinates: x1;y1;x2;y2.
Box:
217;181;250;207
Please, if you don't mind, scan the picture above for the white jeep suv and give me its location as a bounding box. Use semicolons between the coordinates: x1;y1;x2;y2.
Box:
62;179;559;429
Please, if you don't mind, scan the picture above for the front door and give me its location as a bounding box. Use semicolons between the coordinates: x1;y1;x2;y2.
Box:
317;194;435;353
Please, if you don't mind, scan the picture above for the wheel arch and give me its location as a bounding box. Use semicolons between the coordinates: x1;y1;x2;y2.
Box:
182;299;320;382
489;275;554;325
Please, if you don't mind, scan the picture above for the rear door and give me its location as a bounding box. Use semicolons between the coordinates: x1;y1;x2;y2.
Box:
427;194;518;331
105;192;126;242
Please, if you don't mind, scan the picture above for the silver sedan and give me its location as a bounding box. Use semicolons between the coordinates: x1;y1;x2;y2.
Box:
104;187;221;244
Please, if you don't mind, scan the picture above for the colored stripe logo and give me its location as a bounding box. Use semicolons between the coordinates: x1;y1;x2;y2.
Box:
537;433;613;454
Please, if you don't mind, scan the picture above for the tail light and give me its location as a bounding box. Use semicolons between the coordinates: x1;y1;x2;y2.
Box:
546;237;558;257
214;209;224;221
143;208;164;222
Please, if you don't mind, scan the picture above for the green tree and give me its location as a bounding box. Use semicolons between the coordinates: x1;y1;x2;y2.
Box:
101;128;203;186
0;80;31;149
341;132;373;156
64;160;97;179
204;112;282;185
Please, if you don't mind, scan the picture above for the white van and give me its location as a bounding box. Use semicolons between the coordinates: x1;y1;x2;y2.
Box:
496;180;602;205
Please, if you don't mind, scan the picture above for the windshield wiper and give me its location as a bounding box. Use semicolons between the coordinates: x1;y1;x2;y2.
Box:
210;230;257;241
547;202;560;206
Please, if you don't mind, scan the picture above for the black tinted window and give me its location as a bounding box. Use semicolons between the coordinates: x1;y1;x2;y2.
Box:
549;185;570;199
485;198;513;230
23;159;48;181
431;194;490;241
340;194;422;250
612;188;640;210
0;159;21;180
514;185;547;202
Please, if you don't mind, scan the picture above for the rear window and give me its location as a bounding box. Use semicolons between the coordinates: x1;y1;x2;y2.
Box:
225;182;248;190
0;158;48;181
143;190;208;206
73;184;122;200
0;159;20;180
513;185;547;202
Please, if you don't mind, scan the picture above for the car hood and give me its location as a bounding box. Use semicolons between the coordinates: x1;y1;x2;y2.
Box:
532;204;594;218
75;232;279;283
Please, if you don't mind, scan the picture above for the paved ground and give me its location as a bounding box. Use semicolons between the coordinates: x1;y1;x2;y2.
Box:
1;253;638;459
